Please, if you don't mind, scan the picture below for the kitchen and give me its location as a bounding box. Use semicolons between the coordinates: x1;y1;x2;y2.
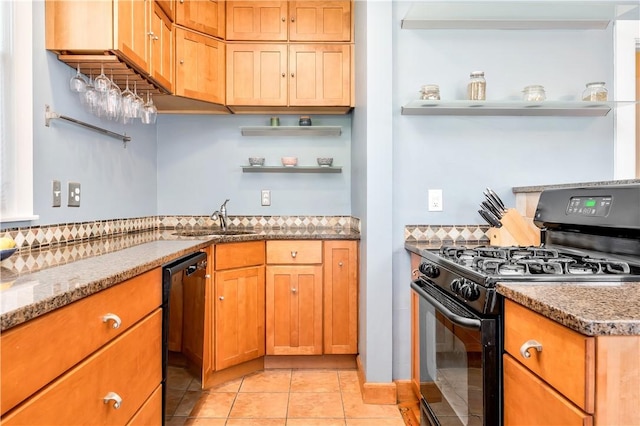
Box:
1;0;640;425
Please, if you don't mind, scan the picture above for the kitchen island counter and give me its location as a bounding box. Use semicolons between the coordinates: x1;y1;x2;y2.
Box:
1;227;360;331
497;282;640;336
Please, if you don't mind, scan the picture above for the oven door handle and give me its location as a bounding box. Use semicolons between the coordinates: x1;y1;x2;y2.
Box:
411;281;482;330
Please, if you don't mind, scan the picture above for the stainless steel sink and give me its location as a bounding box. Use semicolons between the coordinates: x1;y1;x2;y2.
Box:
173;229;256;237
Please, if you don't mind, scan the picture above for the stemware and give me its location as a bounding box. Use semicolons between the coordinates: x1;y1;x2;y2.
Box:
79;70;99;114
104;72;122;121
141;91;157;124
93;64;110;93
120;76;136;123
131;81;144;119
69;64;87;93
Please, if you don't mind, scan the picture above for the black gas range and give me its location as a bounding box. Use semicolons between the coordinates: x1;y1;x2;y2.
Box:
411;184;640;426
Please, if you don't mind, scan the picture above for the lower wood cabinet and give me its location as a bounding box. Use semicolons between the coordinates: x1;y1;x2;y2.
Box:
215;265;265;369
2;310;162;425
503;299;640;426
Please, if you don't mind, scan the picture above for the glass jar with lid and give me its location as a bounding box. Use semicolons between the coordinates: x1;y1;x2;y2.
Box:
582;82;608;101
467;71;486;101
522;85;546;102
419;84;440;100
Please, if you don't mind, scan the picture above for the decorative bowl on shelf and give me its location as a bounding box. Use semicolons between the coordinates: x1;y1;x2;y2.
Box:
281;156;298;167
317;157;334;167
248;157;265;166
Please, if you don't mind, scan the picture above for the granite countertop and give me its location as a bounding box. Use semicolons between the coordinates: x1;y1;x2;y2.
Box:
405;242;640;337
0;227;360;332
512;179;640;193
496;282;640;337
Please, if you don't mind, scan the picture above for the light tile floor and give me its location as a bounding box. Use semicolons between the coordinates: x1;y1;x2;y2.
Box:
166;366;416;426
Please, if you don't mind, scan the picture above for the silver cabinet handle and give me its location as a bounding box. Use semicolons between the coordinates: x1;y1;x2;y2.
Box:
291;251;297;258
281;17;285;22
102;313;121;329
291;73;295;78
180;0;184;3
292;288;297;293
282;73;286;78
103;392;122;409
219;296;224;301
291;17;295;22
148;31;155;37
520;340;543;358
180;59;185;64
205;273;210;278
338;262;343;267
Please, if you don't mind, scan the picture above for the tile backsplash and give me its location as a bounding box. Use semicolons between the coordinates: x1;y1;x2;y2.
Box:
404;224;491;244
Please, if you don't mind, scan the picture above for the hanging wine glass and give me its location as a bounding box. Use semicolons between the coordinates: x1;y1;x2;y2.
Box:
69;63;87;93
80;70;99;115
120;76;136;124
131;81;144;120
141;91;157;124
93;64;110;93
104;72;122;121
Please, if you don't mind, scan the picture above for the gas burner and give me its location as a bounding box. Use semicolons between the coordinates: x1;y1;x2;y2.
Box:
582;257;631;275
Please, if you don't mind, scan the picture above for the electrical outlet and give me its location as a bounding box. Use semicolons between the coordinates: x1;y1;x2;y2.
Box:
428;189;443;211
52;180;61;207
261;189;271;206
68;182;81;207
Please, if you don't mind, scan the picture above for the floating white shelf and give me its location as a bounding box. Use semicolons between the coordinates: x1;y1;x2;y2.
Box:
401;1;639;30
242;166;342;174
400;100;613;117
240;126;342;136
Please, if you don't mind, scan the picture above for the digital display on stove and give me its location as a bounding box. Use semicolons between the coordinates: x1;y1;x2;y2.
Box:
566;196;612;217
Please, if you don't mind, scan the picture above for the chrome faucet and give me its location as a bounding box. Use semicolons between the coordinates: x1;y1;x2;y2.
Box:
211;199;230;230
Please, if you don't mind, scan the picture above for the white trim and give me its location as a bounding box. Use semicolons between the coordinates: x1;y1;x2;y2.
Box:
613;20;639;179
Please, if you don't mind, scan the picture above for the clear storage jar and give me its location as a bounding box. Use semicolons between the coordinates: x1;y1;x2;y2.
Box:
467;71;486;101
582;82;608;101
419;84;441;100
522;85;546;102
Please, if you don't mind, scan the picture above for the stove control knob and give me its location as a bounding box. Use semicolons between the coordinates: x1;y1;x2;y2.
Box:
462;282;481;301
419;263;440;278
450;278;463;293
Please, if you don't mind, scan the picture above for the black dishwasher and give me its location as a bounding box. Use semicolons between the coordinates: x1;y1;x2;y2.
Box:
161;251;207;424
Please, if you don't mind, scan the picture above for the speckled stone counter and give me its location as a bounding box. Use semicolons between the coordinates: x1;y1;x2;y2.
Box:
497;282;640;336
512;179;640;194
0;227;360;332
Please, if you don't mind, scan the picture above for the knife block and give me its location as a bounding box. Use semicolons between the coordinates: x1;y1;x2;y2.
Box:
489;209;540;247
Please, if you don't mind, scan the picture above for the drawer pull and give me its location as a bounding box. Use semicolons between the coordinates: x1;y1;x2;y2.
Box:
102;313;122;329
219;296;225;301
291;251;297;258
338;262;343;267
520;340;543;359
292;288;297;293
103;392;122;409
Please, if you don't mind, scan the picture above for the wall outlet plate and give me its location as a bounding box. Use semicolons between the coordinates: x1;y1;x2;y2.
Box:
261;190;271;206
52;180;61;207
68;182;81;207
428;189;443;211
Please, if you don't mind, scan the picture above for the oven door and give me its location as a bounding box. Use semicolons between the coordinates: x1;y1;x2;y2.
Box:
411;279;500;426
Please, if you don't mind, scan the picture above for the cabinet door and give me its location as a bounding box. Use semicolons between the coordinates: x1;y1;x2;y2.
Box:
226;1;287;41
289;44;350;106
226;44;288;106
289;1;351;42
156;0;175;22
215;266;265;370
176;0;225;38
150;1;174;92
266;265;323;355
115;0;150;72
504;354;593;426
323;241;357;354
175;27;226;104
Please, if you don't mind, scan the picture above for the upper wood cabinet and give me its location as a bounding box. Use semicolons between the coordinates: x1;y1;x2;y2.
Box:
45;0;173;93
226;1;352;41
175;27;226;104
226;43;350;107
156;0;175;21
226;1;288;41
289;1;352;42
176;0;226;39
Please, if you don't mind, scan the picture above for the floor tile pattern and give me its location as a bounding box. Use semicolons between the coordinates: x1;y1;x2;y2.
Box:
166;367;414;426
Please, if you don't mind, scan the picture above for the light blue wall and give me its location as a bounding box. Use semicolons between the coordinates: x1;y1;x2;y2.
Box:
389;1;616;380
156;114;352;216
23;0;158;228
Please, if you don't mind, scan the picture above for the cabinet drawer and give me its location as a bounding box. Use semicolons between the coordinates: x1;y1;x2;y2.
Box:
503;354;592;426
216;241;265;270
504;299;595;412
267;240;322;264
127;384;162;426
0;268;162;416
2;310;162;425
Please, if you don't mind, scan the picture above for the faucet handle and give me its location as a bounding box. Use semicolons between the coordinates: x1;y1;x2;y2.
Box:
220;199;230;212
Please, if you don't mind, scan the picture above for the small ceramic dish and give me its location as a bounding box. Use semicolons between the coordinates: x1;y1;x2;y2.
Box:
317;157;333;167
281;157;298;167
0;248;17;261
249;157;265;166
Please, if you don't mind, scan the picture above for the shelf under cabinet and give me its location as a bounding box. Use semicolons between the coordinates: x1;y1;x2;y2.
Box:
242;166;342;174
401;100;613;117
401;1;640;30
240;126;342;136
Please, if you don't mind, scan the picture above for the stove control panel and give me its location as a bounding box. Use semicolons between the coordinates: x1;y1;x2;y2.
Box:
566;196;612;217
419;262;440;278
450;278;481;302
